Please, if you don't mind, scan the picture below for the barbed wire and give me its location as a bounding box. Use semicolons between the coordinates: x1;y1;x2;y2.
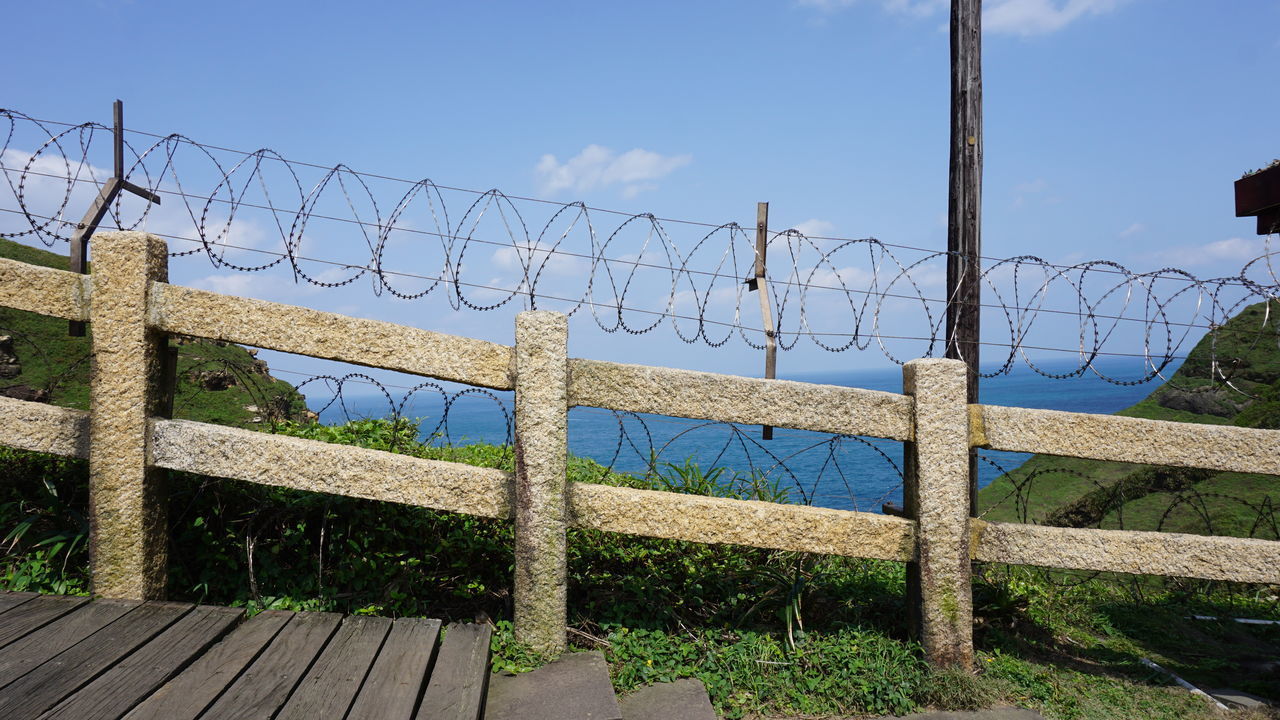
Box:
2;108;1278;391
15;205;1267;371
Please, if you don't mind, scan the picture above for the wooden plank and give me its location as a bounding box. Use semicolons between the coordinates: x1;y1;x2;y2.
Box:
275;615;392;720
198;611;341;720
40;605;243;720
0;599;139;690
416;622;492;720
0;592;38;615
1257;207;1280;235
1235;163;1280;216
0;601;191;719
347;617;442;720
122;610;293;720
0;595;90;649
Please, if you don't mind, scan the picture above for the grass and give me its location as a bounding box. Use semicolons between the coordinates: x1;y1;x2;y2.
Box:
1;238;1277;717
979;298;1280;540
9;420;1274;718
0;237;306;426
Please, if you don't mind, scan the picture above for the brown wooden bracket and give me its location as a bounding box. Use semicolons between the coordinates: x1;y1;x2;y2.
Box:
1235;163;1280;235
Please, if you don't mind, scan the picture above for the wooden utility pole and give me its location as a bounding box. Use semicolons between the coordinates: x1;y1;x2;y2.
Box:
946;0;983;515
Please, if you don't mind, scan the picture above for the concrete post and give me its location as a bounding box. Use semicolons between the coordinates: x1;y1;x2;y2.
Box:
513;310;569;653
88;231;170;599
903;358;974;669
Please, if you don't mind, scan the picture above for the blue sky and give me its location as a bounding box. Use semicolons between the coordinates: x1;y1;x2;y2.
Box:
3;0;1278;384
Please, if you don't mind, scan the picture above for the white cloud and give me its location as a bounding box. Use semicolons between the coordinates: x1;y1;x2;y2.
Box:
796;0;858;11
1119;222;1145;238
535;145;691;197
796;0;945;16
984;0;1126;37
491;241;587;277
1013;178;1047;208
1158;237;1271;268
797;0;1125;35
807;265;876;289
882;0;948;17
189;265;353;300
1015;178;1047;194
0;147;277;264
189;273;266;296
0;148;110;241
621;183;658;200
792;219;837;238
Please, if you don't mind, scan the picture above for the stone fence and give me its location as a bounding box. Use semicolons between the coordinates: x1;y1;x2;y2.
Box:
1;232;1278;669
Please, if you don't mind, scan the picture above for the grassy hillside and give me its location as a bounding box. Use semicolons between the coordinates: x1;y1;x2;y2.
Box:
0;237;307;426
978;299;1280;538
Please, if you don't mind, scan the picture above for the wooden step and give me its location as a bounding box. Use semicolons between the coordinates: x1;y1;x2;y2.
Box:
347;617;442;720
619;678;717;720
0;600;192;719
417;621;492;720
41;605;243;720
123;609;294;719
485;650;622;720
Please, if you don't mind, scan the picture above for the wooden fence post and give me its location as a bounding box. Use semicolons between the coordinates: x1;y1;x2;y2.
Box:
903;358;974;669
513;310;569;653
88;231;170;599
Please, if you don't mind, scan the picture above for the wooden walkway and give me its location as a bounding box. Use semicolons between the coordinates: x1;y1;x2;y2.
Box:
0;591;492;720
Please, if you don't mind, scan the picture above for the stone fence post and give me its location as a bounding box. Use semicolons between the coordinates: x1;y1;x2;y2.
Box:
88;231;170;599
513;311;569;653
903;358;974;668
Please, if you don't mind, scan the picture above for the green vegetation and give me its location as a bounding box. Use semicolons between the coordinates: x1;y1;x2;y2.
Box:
5;419;1277;718
1;238;1277;717
979;298;1280;541
0;237;306;426
1241;159;1280;178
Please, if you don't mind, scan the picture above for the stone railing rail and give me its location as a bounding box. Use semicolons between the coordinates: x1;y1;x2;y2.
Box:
2;232;1278;669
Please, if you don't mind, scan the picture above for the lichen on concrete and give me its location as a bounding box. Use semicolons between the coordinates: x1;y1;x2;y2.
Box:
903;358;974;670
976;404;1280;475
513;311;569;653
0;257;92;321
568;358;913;441
973;519;1280;584
88;232;169;600
567;482;916;561
151;418;513;517
150;282;515;390
0;395;89;458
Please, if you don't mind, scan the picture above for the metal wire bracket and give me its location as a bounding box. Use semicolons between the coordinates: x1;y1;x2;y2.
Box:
68;100;161;336
744;201;777;439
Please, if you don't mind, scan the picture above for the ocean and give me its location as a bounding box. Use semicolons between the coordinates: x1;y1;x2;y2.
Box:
313;358;1163;513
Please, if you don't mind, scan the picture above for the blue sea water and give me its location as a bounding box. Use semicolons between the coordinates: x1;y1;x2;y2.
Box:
313;357;1163;513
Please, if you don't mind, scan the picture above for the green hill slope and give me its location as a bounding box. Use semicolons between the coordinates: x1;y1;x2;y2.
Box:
0;237;307;426
978;299;1280;538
